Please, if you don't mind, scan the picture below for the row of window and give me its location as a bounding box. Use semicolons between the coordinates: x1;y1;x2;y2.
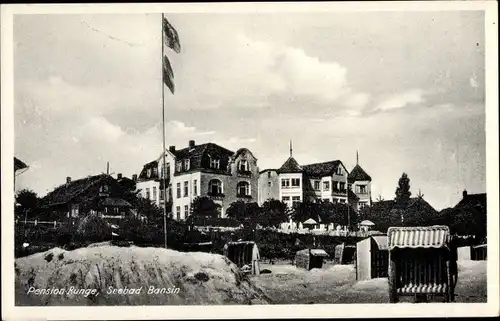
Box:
176;179;252;199
313;180;347;192
147;159;251;176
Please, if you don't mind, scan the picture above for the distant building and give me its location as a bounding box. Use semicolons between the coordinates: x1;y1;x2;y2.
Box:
258;144;372;211
41;174;133;221
454;190;486;214
135;140;259;220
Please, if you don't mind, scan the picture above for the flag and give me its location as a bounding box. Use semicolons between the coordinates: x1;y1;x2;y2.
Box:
163;55;175;94
163;16;181;54
14;157;28;172
162;15;180;95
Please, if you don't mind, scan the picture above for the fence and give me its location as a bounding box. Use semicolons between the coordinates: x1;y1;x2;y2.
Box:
15;219;63;228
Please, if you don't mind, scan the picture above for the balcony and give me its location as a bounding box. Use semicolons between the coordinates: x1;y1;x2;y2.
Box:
207;192;225;200
237;169;252;177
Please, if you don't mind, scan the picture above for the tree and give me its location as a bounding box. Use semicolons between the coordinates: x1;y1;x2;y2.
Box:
15;189;40;220
260;199;289;227
395;173;411;207
226;201;261;229
190;196;221;219
133;197;166;226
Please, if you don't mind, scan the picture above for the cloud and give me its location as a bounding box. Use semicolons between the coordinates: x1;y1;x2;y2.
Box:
375;89;426;111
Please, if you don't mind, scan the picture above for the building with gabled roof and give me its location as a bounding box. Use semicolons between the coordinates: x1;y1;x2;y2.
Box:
41;174;133;221
258;144;371;210
136;140;259;220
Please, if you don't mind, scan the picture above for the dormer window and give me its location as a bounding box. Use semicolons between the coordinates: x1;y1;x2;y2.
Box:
210;157;220;169
336;167;342;175
184;159;190;171
238;160;249;172
153;167;158;177
147;168;152;177
176;161;182;172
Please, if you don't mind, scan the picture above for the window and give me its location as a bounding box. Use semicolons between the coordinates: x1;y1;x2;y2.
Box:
359;202;367;209
184;205;189;219
282;196;290;202
281;178;290;188
237;181;251;197
208;179;223;195
184;181;189;197
267;171;271;178
153;187;157;202
332;181;338;191
147;168;152;177
291;178;300;187
339;199;346;203
323;181;330;191
176;206;181;220
324;198;331;203
336;167;342;175
160;187;164;200
176;161;182;172
238;160;249;172
210;157;220;169
292;196;301;206
193;179;198;196
153;167;158;177
176;183;181;199
166;163;170;177
332;198;338;203
146;188;151;199
184;159;190;171
314;180;320;190
339;182;346;191
268;181;272;187
356;185;367;194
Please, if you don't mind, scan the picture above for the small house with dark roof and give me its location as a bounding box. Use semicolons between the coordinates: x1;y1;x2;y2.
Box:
454;190;486;214
258;144;371;211
41;174;133;221
135;140;259;220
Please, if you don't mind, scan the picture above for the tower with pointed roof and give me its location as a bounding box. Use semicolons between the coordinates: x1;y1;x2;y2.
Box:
348;151;372;210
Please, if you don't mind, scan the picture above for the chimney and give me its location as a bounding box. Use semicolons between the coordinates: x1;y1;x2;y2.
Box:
169;145;176;153
463;190;468;198
66;176;71;184
189;140;195;148
132;174;137;181
117;173;122;180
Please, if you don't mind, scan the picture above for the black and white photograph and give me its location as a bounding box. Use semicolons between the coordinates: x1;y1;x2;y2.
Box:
1;1;498;319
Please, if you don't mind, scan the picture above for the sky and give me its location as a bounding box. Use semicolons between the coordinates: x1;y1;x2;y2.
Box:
13;11;486;210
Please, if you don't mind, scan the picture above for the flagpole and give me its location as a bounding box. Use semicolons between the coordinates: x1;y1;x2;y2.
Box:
161;12;168;249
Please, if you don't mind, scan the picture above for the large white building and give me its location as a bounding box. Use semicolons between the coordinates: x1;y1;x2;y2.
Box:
136;140;259;220
258;148;372;211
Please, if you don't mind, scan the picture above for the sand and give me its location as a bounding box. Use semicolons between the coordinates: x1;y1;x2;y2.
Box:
15;245;270;306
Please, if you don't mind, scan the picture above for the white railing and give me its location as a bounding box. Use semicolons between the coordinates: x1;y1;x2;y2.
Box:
15;219;61;228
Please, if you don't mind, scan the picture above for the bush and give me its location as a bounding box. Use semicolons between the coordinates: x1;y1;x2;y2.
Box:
76;214;112;242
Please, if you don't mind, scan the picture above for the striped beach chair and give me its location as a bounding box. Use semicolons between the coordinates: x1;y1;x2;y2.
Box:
387;226;457;303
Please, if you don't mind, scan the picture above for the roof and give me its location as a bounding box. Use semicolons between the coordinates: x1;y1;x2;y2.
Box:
372;197;436;212
42;174;110;206
99;197;132;207
277;157;303;173
348;164;372;183
454;193;486;212
388;225;450;250
303;218;318;225
14;157;28;172
140;142;236;180
310;249;329;256
302;160;341;177
371;236;389;250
